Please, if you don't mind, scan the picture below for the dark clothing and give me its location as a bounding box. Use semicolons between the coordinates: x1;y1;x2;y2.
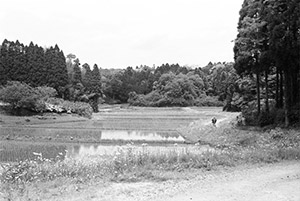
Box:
212;117;217;125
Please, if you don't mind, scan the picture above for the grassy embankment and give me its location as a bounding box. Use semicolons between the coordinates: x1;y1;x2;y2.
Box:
1;107;300;200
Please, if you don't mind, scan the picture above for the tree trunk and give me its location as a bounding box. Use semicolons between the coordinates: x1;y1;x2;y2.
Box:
276;68;279;108
279;70;284;108
283;70;290;127
291;70;299;106
256;70;261;115
265;70;269;113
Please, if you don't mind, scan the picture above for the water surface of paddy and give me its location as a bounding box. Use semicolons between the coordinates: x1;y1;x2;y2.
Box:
0;107;225;162
0;140;210;162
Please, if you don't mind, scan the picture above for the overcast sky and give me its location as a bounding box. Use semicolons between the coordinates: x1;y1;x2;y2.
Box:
0;0;243;69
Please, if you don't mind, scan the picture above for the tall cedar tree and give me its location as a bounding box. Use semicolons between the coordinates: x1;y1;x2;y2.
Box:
267;0;300;126
0;40;14;84
25;42;45;86
84;64;102;112
13;40;27;82
82;63;93;91
234;0;267;115
0;40;7;85
66;53;76;82
0;44;4;85
90;64;102;94
44;45;68;97
0;40;69;98
72;58;82;84
234;0;300;126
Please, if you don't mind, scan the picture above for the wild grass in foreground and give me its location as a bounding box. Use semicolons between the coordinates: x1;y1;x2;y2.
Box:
1;127;300;200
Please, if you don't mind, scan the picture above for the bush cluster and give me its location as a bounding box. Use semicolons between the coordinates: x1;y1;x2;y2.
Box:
46;98;93;118
0;81;93;118
194;96;224;107
0;81;57;112
241;101;300;127
128;91;223;107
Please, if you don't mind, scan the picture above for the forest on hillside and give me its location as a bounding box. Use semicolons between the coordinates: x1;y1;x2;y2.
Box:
0;40;237;109
0;0;299;127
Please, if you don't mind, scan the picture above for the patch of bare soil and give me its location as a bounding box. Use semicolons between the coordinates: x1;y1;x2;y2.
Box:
40;161;300;201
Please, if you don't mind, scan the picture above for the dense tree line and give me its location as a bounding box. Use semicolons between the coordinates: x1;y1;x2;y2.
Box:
234;0;300;126
101;62;237;107
0;40;68;97
0;39;241;110
102;66;154;103
65;55;102;112
0;39;102;112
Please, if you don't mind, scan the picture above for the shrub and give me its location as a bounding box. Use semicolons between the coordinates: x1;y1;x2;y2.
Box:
128;92;148;106
35;86;57;99
0;82;92;118
258;111;275;127
0;81;57;112
128;91;223;107
195;96;224;107
289;105;300;126
0;81;36;109
70;101;93;118
46;98;93;118
241;100;260;126
241;101;299;127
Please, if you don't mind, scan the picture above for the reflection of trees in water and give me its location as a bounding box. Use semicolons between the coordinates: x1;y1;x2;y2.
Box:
122;130;182;140
88;130;102;141
66;144;101;158
65;145;80;158
0;144;67;162
135;131;183;141
151;131;181;139
73;145;80;154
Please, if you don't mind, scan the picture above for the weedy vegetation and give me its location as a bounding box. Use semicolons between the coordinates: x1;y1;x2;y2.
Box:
1;126;300;200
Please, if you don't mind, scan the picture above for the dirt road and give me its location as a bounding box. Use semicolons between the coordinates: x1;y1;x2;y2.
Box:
154;162;300;201
56;161;300;201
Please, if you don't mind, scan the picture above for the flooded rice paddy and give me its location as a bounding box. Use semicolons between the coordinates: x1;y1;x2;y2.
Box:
0;130;186;162
0;106;225;162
